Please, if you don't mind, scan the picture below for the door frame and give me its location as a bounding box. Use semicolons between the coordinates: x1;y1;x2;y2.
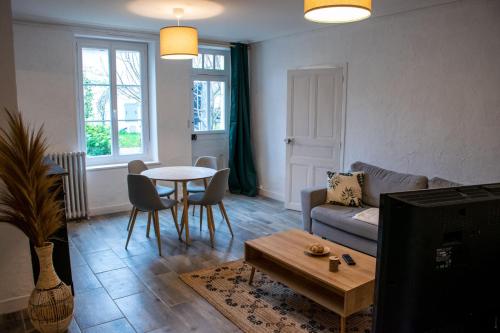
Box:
190;47;231;168
284;64;348;210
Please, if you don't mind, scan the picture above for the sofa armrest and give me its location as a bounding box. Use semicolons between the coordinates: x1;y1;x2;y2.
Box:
301;186;327;233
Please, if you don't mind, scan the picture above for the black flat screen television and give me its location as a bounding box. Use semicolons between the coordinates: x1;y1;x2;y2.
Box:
374;184;500;333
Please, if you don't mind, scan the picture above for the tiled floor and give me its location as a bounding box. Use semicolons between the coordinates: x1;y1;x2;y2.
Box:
1;194;301;333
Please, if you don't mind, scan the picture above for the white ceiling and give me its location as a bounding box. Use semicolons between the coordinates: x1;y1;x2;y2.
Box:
11;0;457;43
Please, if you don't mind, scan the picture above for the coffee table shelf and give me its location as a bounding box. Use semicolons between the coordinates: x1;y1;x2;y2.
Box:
244;229;376;333
245;256;346;315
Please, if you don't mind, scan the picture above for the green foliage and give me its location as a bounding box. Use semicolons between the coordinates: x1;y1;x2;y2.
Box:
85;123;111;156
119;129;141;149
85;125;142;157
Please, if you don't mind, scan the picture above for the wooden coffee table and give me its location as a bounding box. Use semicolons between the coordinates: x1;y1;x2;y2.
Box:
244;229;376;333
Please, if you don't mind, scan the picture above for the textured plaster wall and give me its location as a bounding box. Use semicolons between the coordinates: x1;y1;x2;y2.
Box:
13;22;192;215
250;0;500;201
0;18;192;313
0;0;34;314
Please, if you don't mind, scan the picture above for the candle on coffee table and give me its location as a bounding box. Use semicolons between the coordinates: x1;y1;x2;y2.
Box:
329;256;340;272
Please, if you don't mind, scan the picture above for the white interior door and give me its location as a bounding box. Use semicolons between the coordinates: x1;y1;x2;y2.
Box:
285;67;345;211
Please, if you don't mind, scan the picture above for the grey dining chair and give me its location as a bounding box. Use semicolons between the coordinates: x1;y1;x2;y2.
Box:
128;160;175;197
127;160;176;232
125;174;180;256
182;168;233;247
187;156;217;217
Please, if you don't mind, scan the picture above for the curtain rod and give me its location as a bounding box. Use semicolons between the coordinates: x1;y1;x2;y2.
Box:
200;39;251;48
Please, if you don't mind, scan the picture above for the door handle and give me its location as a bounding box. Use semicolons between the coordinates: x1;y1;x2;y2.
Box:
284;138;295;144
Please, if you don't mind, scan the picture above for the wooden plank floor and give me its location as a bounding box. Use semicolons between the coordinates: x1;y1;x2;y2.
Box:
0;194;301;333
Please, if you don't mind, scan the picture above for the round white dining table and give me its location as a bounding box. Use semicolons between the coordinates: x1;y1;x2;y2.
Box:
141;166;216;245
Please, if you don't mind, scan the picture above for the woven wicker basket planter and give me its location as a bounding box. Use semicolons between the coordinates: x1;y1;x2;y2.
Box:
28;242;74;333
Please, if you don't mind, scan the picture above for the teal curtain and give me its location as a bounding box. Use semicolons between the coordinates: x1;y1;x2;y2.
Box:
228;43;257;197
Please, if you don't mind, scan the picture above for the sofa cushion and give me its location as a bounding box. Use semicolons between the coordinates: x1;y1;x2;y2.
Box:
326;171;365;207
350;161;428;207
428;177;461;189
311;204;378;241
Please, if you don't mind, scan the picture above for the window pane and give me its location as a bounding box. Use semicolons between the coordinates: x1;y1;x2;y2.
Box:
203;54;214;69
116;50;141;85
82;48;109;84
85;122;112;157
118;121;143;155
192;54;202;69
83;85;111;121
117;86;142;120
193;80;208;132
210;81;225;131
214;55;224;70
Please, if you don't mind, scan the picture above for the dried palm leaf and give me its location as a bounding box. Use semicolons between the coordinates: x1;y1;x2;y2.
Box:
0;108;63;247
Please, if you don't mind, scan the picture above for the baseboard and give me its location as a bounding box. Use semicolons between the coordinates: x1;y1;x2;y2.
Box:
89;203;132;217
0;295;29;315
258;187;284;202
89;190;284;216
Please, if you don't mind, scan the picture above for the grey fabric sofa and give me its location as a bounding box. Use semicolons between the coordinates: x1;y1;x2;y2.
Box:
301;161;461;256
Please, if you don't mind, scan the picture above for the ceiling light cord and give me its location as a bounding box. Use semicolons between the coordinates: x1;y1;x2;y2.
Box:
173;7;184;26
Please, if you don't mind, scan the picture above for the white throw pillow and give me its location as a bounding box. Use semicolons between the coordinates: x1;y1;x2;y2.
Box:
353;208;379;225
326;171;365;207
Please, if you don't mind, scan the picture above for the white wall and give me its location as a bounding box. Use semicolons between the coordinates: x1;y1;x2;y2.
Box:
13;22;193;215
251;0;500;201
0;0;34;315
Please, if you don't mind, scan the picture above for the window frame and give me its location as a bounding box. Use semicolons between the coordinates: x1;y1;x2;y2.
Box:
191;47;230;135
76;38;151;166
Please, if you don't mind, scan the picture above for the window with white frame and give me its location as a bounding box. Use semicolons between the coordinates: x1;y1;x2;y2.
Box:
192;48;230;133
76;38;151;165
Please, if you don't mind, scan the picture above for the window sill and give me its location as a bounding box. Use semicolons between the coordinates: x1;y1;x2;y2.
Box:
193;131;227;135
87;161;161;172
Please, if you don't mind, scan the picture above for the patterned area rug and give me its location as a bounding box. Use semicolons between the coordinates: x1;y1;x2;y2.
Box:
180;260;372;333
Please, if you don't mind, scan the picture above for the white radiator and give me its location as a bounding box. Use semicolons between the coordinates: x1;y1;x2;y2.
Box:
48;152;89;220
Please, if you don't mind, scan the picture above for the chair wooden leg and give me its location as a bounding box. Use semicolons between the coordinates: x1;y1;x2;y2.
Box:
192;204;196;216
206;205;214;233
199;205;204;231
219;201;233;237
146;212;152;238
171;204;178;225
209;205;215;232
127;207;136;231
171;207;181;239
180;205;185;235
218;204;225;222
125;209;139;249
207;206;215;247
207;206;214;246
153;210;162;256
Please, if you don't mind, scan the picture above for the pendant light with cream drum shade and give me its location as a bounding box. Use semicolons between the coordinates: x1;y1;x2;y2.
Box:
304;0;372;23
160;8;198;60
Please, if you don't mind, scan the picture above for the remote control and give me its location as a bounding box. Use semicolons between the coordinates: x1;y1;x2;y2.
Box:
342;254;356;265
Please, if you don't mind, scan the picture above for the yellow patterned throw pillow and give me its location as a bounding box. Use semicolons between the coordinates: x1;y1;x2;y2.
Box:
326;171;365;207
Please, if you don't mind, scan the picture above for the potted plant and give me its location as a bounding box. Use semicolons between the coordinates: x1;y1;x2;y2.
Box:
0;109;74;333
